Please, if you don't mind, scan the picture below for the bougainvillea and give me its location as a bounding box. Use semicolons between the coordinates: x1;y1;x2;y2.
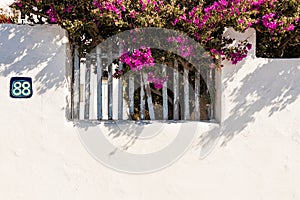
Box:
120;47;155;71
11;0;299;66
147;71;168;89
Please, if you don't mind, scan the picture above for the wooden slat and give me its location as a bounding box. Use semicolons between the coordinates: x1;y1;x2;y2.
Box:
140;73;145;120
84;56;91;119
173;60;179;120
118;46;123;120
72;48;80;119
195;70;200;120
107;42;113;120
143;73;155;120
163;65;168;120
129;76;134;119
89;61;97;119
79;59;86;120
96;46;103;120
183;67;190;120
209;68;215;120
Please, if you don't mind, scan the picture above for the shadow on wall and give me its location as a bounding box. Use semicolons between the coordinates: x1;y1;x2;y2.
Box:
74;120;146;151
75;120;189;155
0;24;68;94
222;59;300;143
197;58;300;157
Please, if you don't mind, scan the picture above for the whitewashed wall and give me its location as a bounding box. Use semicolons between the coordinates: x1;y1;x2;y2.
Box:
0;24;300;200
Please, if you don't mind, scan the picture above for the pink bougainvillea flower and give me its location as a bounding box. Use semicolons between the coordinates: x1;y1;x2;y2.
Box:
171;18;179;26
120;47;154;71
153;83;163;89
286;24;295;31
129;10;137;18
46;6;57;23
15;2;22;7
246;43;252;50
238;19;245;24
147;72;168;89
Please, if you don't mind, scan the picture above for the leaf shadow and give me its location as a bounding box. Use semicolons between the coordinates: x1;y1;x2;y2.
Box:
196;58;300;157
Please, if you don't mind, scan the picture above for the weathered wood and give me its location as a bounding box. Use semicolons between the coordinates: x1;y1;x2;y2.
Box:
79;59;86;120
129;76;134;119
195;70;201;121
140;74;145;120
173;60;179;120
89;61;97;119
209;68;215;120
184;67;190;120
72;48;80;119
143;73;155;120
96;46;103;120
107;43;113;120
118;46;123;120
107;66;113;120
84;56;91;120
163;65;168;120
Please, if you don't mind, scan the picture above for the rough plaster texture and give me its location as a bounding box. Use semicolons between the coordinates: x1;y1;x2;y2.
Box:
0;24;300;200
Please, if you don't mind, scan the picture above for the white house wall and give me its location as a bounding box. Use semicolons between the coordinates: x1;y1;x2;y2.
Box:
0;24;300;200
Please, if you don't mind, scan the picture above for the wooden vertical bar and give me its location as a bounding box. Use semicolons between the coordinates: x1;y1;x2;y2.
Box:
84;55;91;120
195;70;201;121
96;46;103;120
129;76;134;119
173;60;179;120
143;73;155;120
72;48;80;119
89;58;97;119
140;73;145;120
107;42;113;120
210;68;215;120
79;59;86;120
163;65;168;120
118;44;123;120
183;67;190;120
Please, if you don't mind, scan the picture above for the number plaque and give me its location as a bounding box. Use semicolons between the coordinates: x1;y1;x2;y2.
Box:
10;77;33;98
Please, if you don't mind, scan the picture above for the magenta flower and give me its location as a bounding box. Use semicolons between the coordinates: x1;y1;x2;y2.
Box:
238;19;245;24
219;0;228;6
120;47;155;71
16;2;22;7
210;48;218;54
147;72;168;89
117;0;123;4
194;32;201;41
246;43;252;50
171;18;179;26
129;11;137;18
261;13;278;31
286;24;295;31
46;6;57;23
153;83;163;89
179;15;186;21
63;5;72;13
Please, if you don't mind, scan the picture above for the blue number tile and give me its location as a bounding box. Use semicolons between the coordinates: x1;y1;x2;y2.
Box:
10;77;33;98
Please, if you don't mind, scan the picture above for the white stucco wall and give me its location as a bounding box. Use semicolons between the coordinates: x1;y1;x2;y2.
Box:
0;24;300;200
